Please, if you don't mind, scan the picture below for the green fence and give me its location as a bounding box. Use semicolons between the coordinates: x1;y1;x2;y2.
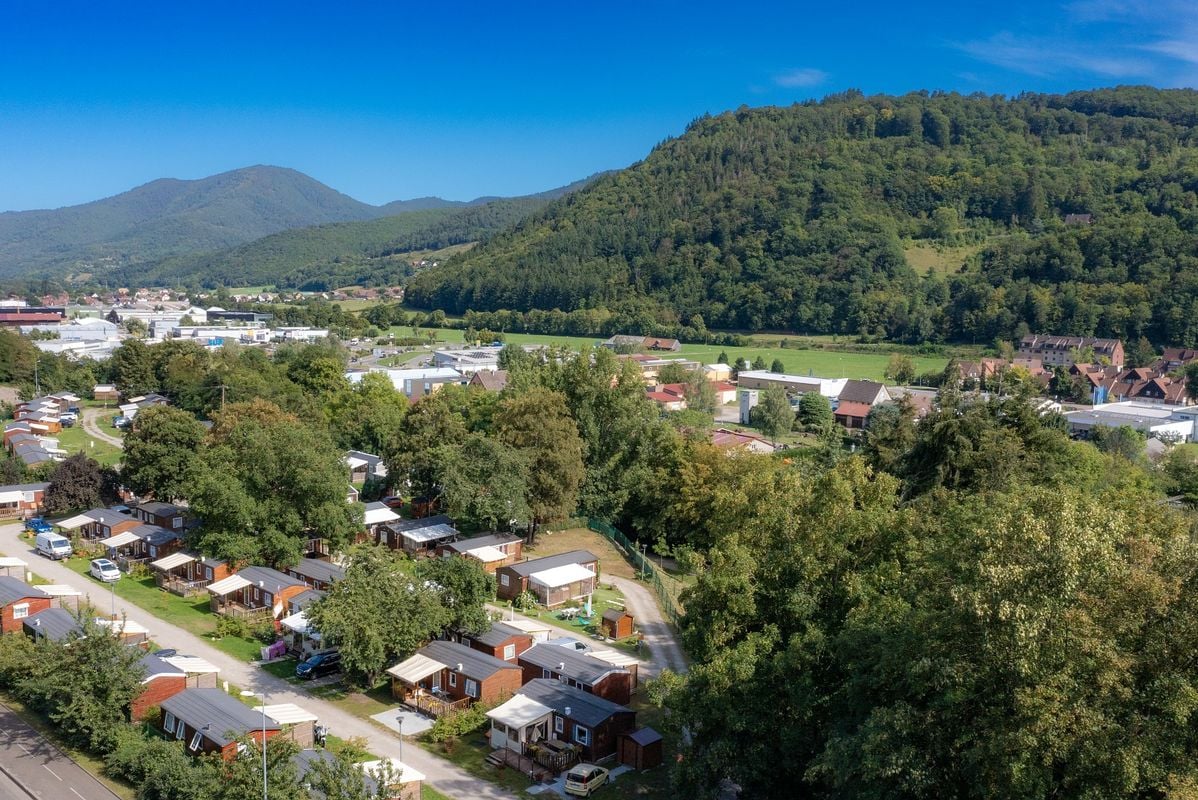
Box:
586;518;685;626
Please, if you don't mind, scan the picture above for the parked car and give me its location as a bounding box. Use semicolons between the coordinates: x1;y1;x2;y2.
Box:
35;531;72;560
24;518;53;534
112;415;130;429
564;765;609;797
296;650;341;680
89;558;121;583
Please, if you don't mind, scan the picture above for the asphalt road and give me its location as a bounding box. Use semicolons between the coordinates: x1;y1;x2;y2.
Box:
0;703;120;800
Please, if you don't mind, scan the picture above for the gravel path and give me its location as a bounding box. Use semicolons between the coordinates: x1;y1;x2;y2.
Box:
607;576;688;676
0;523;518;800
80;408;124;448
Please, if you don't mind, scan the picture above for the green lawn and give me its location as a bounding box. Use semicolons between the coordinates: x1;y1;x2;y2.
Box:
56;421;123;466
379;326;948;382
422;785;455;800
418;731;537;797
61;557;265;662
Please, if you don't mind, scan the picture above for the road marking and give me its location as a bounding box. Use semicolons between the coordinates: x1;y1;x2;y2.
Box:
71;788;86;799
42;765;61;781
17;743;30;754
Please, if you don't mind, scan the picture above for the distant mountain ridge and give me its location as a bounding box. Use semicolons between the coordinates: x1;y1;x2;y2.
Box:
0;165;587;279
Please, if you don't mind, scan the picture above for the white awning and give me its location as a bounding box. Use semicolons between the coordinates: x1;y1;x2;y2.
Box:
0;491;24;503
95;618;149;636
345;456;368;469
587;645;641;668
501;618;552;636
163;656;220;674
0;557;27;568
363;506;400;526
258;703;318;725
207;574;252;596
280;611;309;634
486;694;553;728
55;513;94;530
100;531;140;548
402;523;456;544
39;584;83;597
150;552;196;571
357;760;425;785
529;563;596;589
386;653;447;684
465;545;507;563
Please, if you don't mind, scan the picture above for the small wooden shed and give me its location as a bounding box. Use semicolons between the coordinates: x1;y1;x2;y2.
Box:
601;609;634;640
619;727;663;770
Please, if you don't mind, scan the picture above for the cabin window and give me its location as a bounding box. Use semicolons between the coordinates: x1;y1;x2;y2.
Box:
574;725;590;746
542;668;552;679
503;644;516;661
449;672;457;688
163;712;176;734
554;717;564;734
189;732;202;751
499;574;509;587
465;679;479;698
173;518;182;529
12;603;29;620
175;722;185;740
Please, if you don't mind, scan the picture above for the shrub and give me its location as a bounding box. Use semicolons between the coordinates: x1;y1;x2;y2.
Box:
512;590;539;611
427;703;491;743
214;615;249;639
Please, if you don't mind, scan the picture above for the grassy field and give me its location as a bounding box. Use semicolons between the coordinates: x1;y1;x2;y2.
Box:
56;421;123;466
380;326;948;382
902;240;983;275
61;556;265;662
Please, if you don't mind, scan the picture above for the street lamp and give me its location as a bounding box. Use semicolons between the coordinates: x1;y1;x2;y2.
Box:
240;690;268;800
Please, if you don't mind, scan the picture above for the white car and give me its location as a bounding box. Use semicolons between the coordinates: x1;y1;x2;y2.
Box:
89;558;121;583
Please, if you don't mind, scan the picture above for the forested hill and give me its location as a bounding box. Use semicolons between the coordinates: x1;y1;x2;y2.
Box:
114;174;605;290
406;87;1198;348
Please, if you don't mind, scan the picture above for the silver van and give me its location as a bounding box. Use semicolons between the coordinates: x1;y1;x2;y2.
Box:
35;531;72;560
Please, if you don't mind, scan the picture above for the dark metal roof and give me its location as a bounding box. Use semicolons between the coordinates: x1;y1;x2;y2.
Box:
470;622;528;648
0;576;50;606
200;556;227;569
504;550;599;577
290;558;345;585
443;533;521;554
0;482;50;492
237;566;306;590
131;524;181;545
624;727;662;746
83;508;134;526
160;688;280;747
138;654;186;682
22;608;82;642
519;643;626;685
517;679;631;728
420;640;520;681
386;514;455;533
837;379;887;405
290;589;326;609
135;501;183;516
601;609;630;622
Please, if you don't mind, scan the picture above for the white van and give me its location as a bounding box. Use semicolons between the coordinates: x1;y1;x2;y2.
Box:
35;531;72;560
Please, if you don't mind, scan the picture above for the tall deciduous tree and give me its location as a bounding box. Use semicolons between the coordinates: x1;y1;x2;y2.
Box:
495;388;585;539
110;339;158;396
43;453;104;514
436;434;529;531
416;556;496;635
307;546;449;685
797;392;834;432
750;386;794;440
382;392;467;499
121;406;206;502
325;372;408;454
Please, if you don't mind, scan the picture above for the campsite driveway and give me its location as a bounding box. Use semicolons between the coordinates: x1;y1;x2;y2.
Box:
0;523;518;800
608;576;688;676
79;408;124;448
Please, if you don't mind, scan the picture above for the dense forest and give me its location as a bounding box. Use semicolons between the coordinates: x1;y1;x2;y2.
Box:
406;87;1198;348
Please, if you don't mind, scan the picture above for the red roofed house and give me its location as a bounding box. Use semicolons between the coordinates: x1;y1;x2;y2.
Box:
710;428;775;454
833;401;874;430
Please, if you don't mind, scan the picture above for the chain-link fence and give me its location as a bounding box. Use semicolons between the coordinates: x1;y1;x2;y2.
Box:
586;518;685;625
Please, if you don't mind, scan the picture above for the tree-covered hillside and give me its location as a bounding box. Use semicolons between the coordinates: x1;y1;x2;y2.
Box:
407;87;1198;348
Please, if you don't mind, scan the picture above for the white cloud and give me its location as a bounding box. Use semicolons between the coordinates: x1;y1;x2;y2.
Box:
957;32;1153;78
774;68;828;88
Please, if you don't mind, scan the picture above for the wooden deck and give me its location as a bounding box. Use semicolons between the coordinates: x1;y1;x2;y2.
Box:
405;690;469;719
486;748;556;781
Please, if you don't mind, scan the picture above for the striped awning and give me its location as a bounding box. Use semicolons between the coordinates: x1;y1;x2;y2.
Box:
150;552;196;571
206;574;251;596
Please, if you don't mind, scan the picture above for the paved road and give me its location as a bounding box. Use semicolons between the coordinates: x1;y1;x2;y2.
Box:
0;703;120;800
0;524;517;800
79;409;123;448
608;576;688;676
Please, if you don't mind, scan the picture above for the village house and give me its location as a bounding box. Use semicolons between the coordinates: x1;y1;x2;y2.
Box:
93;384;120;402
131;653;188;720
345;450;387;483
646;383;688;411
161;655;221;689
1018;334;1125;369
346;367;463;400
159;688;282;759
495;551;600;608
386;640;523;718
601;335;682;352
0;482;50;517
485;679;637;769
438;532;523;572
207;566;309;618
615;354;702;384
1160;348;1198;373
285;558;345;591
833;380;892;430
0;577;52;634
710;428;776;454
468;370;509;392
454;621;534;663
22;607;82;643
376;515;458;554
118;393;169;422
98;523;183;568
518;643;634;705
294;751;425;800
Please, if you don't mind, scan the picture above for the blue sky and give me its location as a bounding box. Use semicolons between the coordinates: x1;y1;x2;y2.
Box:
1;0;1196;211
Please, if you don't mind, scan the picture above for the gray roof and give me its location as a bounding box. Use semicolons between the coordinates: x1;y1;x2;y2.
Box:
22;608;82;642
131;524;181;546
0;576;50;606
160;688;280;747
470;622;529;648
624;727;662;746
420;640;520;682
443;533;521;554
517;679;631;728
290;558;345;585
237;566;307;590
200;556;227;569
138;654;186;682
504;550;599;578
290;589;326;609
387;514;455;533
83;508;134;526
837;379;887;405
135;501;183;517
0;482;50;493
519;643;627;685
